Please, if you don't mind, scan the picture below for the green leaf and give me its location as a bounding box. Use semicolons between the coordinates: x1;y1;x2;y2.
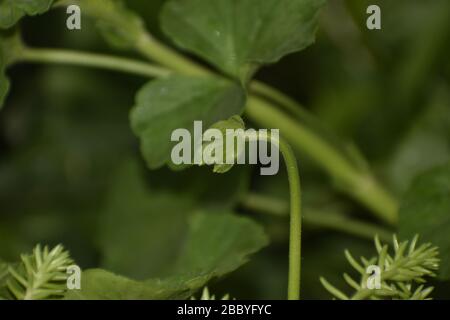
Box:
385;87;450;193
99;160;252;279
74;0;145;49
399;161;450;279
0;2;21;29
99;161;196;279
130;75;246;169
199;115;246;174
0;261;14;300
320;235;439;300
6;244;73;300
65;269;176;300
67;211;268;300
0;0;54;29
0;261;8;289
0;262;9;299
65;268;227;300
172;211;268;276
161;0;326;82
1;30;24;109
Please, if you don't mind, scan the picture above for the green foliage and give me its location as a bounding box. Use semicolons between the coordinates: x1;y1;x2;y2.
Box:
385;88;450;193
99;162;196;278
130;76;246;169
0;31;23;108
320;235;439;300
6;244;73;300
0;0;54;29
399;162;450;279
98;160;252;278
199;115;246;174
59;160;267;299
0;0;449;301
0;261;9;296
66;211;268;300
161;0;326;82
65;269;180;300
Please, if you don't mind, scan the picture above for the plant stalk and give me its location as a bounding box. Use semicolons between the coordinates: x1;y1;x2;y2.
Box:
279;138;302;300
246;132;302;300
134;35;398;225
242;193;392;242
53;0;400;225
17;45;398;224
246;97;398;225
19;48;171;78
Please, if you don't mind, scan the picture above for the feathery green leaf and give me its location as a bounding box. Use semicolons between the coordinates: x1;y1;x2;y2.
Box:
6;244;74;300
321;235;439;300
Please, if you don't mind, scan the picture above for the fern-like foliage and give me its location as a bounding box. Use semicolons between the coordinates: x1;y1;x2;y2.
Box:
7;244;73;300
320;235;439;300
191;287;232;300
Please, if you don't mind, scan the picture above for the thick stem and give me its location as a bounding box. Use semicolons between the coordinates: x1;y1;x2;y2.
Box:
19;48;171;78
134;36;398;225
242;193;392;242
250;81;311;120
136;34;209;76
17;45;398;224
17;46;304;299
59;0;399;223
246;96;398;225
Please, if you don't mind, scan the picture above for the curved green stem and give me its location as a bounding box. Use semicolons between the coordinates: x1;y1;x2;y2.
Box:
19;48;171;78
134;34;398;225
246;96;398;225
57;0;399;224
278;138;302;300
136;34;209;77
16;45;398;224
246;132;302;300
17;45;304;299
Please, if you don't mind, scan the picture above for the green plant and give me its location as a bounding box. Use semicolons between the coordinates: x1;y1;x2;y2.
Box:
320;235;439;300
1;0;398;223
0;0;449;300
6;244;73;300
196;117;303;299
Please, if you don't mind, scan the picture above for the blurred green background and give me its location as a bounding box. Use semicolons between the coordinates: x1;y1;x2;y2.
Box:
0;0;449;299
